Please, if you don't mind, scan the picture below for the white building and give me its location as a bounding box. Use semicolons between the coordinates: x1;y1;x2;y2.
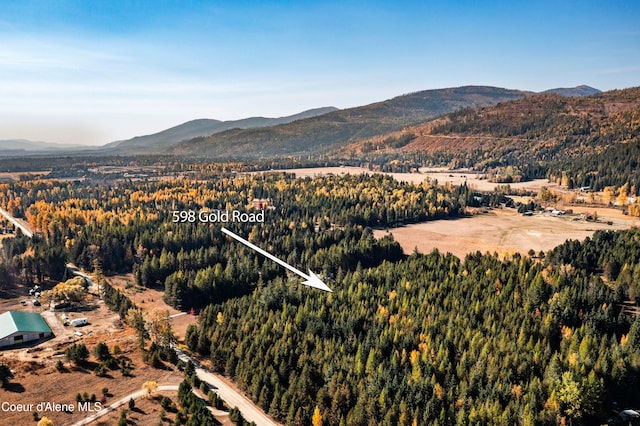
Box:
0;311;53;348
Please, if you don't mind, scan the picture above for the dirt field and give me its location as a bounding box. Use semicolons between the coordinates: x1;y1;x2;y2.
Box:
0;297;124;362
0;302;184;426
374;208;639;259
266;166;554;192
108;274;196;341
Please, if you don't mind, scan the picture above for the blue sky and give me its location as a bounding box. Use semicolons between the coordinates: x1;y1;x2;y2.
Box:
1;0;638;145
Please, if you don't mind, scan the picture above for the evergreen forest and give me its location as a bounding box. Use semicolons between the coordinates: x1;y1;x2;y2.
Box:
0;166;638;425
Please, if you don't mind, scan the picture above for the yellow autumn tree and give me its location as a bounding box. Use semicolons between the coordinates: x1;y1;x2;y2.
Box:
42;276;86;305
37;416;54;426
311;406;323;426
142;380;158;397
148;309;174;345
617;183;629;206
603;186;616;205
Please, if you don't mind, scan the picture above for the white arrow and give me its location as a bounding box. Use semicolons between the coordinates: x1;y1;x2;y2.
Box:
221;227;332;292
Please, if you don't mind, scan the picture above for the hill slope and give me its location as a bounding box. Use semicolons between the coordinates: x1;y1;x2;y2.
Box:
168;86;529;159
542;85;601;97
419;86;639;160
105;107;338;153
344;86;640;187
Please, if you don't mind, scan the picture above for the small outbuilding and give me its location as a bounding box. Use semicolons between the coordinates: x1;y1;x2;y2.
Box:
0;311;53;348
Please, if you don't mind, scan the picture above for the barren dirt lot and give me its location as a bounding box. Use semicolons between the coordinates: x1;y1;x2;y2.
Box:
374;208;639;259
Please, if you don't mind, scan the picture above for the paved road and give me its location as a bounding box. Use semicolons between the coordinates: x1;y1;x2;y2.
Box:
71;384;179;426
173;345;282;426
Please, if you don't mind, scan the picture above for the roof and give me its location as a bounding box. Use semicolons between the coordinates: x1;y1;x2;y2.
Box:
0;311;52;338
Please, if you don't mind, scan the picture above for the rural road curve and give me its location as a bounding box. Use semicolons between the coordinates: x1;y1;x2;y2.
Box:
173;345;282;426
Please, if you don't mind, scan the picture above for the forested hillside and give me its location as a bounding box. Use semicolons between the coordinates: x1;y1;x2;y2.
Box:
343;87;640;192
103;107;338;154
168;86;527;159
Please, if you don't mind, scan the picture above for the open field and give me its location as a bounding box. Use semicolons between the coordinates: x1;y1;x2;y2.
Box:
266;166;554;192
0;171;50;182
374;208;639;259
108;274;197;341
272;167;639;259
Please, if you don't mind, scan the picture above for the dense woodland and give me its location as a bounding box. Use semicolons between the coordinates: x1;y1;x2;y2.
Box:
546;138;640;193
1;165;639;425
185;232;640;425
0;172;484;308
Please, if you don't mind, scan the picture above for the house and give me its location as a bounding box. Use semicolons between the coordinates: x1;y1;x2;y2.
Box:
251;198;276;210
0;311;53;348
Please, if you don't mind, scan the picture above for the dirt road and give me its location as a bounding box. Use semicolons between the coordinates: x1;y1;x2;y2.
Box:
0;207;33;237
173;346;282;426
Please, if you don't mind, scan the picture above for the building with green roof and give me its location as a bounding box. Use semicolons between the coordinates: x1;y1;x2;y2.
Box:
0;311;53;348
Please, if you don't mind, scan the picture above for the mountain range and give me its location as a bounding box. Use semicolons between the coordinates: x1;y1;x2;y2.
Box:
541;85;602;97
102;107;338;154
166;86;532;159
2;85;603;158
0;139;86;153
355;85;638;161
103;84;603;159
338;85;639;188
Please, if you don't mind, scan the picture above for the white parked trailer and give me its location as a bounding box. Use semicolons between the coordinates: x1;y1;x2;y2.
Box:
69;318;88;327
